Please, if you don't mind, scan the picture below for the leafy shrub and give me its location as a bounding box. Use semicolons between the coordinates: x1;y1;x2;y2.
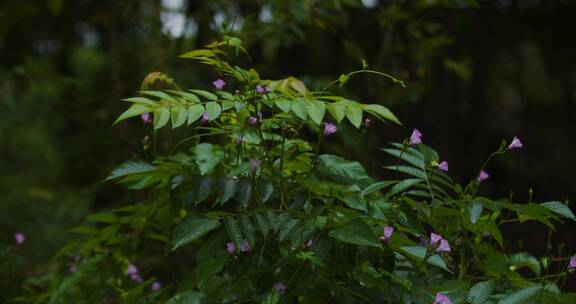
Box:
27;37;576;303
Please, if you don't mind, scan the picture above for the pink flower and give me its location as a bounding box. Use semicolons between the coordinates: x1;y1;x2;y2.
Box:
568;255;576;270
409;129;422;145
273;282;286;295
14;232;25;245
508;136;523;150
438;161;449;172
140;113;152;124
130;273;143;283
151;281;162;291
323;122;337;136
69;264;77;273
430;233;442;246
226;241;236;254
434;293;453;304
200;112;209;124
305;239;314;248
249;112;262;125
240;239;250;252
250;159;261;174
256;85;268;94
126;264;139;276
478;170;490;182
212;79;226;90
438;239;451;253
379;226;394;242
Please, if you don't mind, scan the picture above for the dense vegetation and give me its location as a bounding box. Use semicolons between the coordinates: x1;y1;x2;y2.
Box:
1;0;575;303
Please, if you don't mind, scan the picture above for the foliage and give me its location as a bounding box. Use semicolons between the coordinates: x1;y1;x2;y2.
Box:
17;38;574;303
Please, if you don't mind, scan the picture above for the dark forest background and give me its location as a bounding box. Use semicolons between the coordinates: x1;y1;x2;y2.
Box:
1;0;575;292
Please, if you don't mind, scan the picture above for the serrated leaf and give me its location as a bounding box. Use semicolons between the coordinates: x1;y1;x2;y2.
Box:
188;104;205;125
171;106;187;128
105;160;156;181
541;201;575;222
328;219;379;247
172;217;221;250
306;99;326;125
190;89;218;100
205;102;222;121
345;105;363;128
224;217;243;251
386;178;423;197
114;104;152;125
470;201;484;224
468;281;494;304
498;287;541;304
363;104;401;125
327;103;346;123
153;107;170;129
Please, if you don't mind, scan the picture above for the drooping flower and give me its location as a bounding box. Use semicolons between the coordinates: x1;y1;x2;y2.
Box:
434;293;453;304
200;112;209;124
508;136;523;150
226;241;236;254
273;282;286;295
568;255;576;271
305;239;314;248
140;113;152;124
151;281;162;291
256;85;268;94
363;118;371;127
438;161;449;172
14;232;25;245
323;122;337;136
430;233;442;246
379;226;394;242
240;239;250;252
249;112;263;125
438;239;451;253
250;159;261;174
478;170;490;182
212;79;226;90
126;264;138;276
409;129;423;145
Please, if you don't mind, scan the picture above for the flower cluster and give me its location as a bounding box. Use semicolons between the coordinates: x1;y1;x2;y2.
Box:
227;240;250;254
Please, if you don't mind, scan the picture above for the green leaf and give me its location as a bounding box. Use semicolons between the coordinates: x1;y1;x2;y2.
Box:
114;104;152;125
122;97;158;107
188;104;205;125
327;103;346;123
291;98;308;120
467;281;494;304
508;252;541;275
275;99;291;112
541;201;575;222
195;143;224;175
279;219;300;242
319;154;369;181
166;90;200;103
236;182;252;208
153;107;170;129
498;287;541;304
400;246;450;272
190;89;218;101
363;104;401;125
345;105;363;128
216;178;237;205
171;106;187;128
381;147;425;169
165;291;204;304
140;90;177;102
328;219;379;247
386;178;423;197
362;181;397;195
205;102;222;121
105;160;156;181
86;213;119;224
224;217;243;250
306;99;326;125
338;74;350;87
469;201;484;224
240;215;256;248
172;217;221;250
254;212;270;237
384;165;427;179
